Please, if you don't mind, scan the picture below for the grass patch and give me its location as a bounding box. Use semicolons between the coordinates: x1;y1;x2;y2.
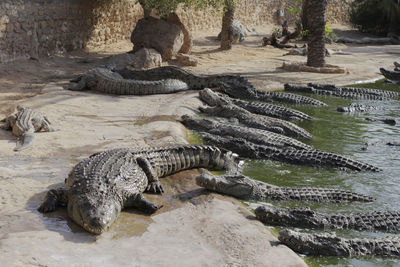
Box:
346;79;400;92
185;129;203;144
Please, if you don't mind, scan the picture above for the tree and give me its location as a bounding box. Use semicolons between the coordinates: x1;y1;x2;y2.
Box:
220;0;236;50
306;0;327;67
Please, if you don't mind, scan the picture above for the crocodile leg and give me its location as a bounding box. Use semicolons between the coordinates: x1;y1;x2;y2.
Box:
136;157;164;194
38;188;68;213
0;116;12;130
41;116;58;132
124;193;162;214
14;128;35;151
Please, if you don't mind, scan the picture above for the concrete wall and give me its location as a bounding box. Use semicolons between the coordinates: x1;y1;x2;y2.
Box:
0;0;351;63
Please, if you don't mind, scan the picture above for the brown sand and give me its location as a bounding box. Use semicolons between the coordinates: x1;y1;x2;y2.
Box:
0;25;398;266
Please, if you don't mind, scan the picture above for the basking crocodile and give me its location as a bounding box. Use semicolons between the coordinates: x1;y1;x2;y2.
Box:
255;206;400;232
199;88;312;121
0;105;57;151
199;102;312;139
337;103;384;112
181;115;312;151
380;67;400;81
69;67;190;95
196;173;374;203
201;133;381;172
216;19;259;43
278;229;400;257
285;83;400;100
38;145;240;234
220;81;327;106
395;61;400;72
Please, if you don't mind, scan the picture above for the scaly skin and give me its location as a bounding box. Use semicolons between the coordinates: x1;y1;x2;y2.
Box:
279;229;400;257
200;87;312;121
0;105;57;151
38;145;240;234
116;65;252;90
69;67;190;95
196;173;374;203
255;206;400;232
199;102;312;139
220;80;327;106
201;133;381;172
337;103;384;112
181;115;312;151
380;67;400;81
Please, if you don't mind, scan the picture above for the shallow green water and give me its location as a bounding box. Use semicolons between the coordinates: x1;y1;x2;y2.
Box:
243;93;400;267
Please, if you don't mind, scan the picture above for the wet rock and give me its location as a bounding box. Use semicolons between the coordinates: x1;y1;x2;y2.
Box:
131;17;184;61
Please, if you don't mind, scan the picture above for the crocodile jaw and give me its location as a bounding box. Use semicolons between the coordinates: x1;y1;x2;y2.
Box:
196;173;252;198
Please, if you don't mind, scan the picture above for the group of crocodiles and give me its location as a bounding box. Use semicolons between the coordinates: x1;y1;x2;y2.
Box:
3;65;399;258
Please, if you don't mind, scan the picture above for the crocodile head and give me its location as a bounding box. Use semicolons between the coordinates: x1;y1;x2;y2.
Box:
199;88;229;106
254;206;325;228
68;194;121;235
196;173;253;199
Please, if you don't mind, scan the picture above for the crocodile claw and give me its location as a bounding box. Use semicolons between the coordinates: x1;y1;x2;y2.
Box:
38;199;56;213
145;181;164;194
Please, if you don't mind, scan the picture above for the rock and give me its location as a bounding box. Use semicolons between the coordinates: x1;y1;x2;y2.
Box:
132;48;162;69
175;53;198;67
167;13;192;54
105;53;137;70
131;17;184;61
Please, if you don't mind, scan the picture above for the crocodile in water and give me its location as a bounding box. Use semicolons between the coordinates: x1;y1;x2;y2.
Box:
38;145;240;234
278;229;400;257
255;206;400;232
0;105;57;151
199;88;312;121
337;103;384;112
196;173;374;203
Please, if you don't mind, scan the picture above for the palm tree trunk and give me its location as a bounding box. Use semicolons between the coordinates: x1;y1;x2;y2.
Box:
220;0;236;50
306;0;327;67
301;0;309;31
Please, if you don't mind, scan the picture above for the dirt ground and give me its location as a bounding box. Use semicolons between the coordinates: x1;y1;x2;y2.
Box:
0;25;399;266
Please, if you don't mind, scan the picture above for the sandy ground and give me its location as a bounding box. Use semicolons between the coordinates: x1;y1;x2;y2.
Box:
0;25;399;266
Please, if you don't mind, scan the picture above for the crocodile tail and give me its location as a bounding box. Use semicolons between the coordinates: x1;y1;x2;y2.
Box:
274;186;375;202
14;132;35;151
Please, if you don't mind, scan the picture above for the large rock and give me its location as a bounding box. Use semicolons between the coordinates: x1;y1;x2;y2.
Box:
131;17;184;61
132;48;162;69
167;13;193;54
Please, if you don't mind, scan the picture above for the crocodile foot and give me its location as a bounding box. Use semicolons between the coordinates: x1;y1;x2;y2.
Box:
145;181;164;194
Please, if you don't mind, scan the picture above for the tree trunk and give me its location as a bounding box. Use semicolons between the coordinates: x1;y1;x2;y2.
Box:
306;0;327;67
220;0;236;50
138;0;152;18
301;0;309;31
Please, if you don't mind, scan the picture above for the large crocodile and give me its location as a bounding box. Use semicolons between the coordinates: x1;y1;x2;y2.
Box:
337;103;384;112
38;145;240;234
0;105;57;151
201;133;381;172
255;206;400;232
196;173;374;203
69;67;190;95
278;229;400;257
199;102;312;139
199;88;312;121
285;83;400;100
380;67;400;81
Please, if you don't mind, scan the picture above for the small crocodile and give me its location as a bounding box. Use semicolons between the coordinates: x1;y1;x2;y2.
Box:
337;103;384;112
278;229;400;257
201;133;381;172
38;145;240;234
196;173;374;203
255;206;400;232
199;88;312;121
199;102;312;139
380;67;400;81
0;105;57;151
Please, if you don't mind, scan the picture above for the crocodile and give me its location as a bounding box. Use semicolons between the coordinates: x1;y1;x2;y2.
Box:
216;19;259;43
38;145;240;234
196;173;374;203
380;67;400;81
255;206;400;232
199;102;312;139
220;80;327;106
201;133;381;172
0;105;57;151
181;115;312;151
199;88;312;121
68;67;192;95
278;229;400;257
395;61;400;71
337;103;384;112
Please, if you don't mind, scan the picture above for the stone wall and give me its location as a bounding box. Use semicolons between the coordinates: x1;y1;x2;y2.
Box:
0;0;351;64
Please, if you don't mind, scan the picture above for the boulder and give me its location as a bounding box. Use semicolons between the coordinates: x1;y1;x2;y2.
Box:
175;53;198;67
131;17;184;61
167;13;193;54
132;48;162;69
105;53;137;70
